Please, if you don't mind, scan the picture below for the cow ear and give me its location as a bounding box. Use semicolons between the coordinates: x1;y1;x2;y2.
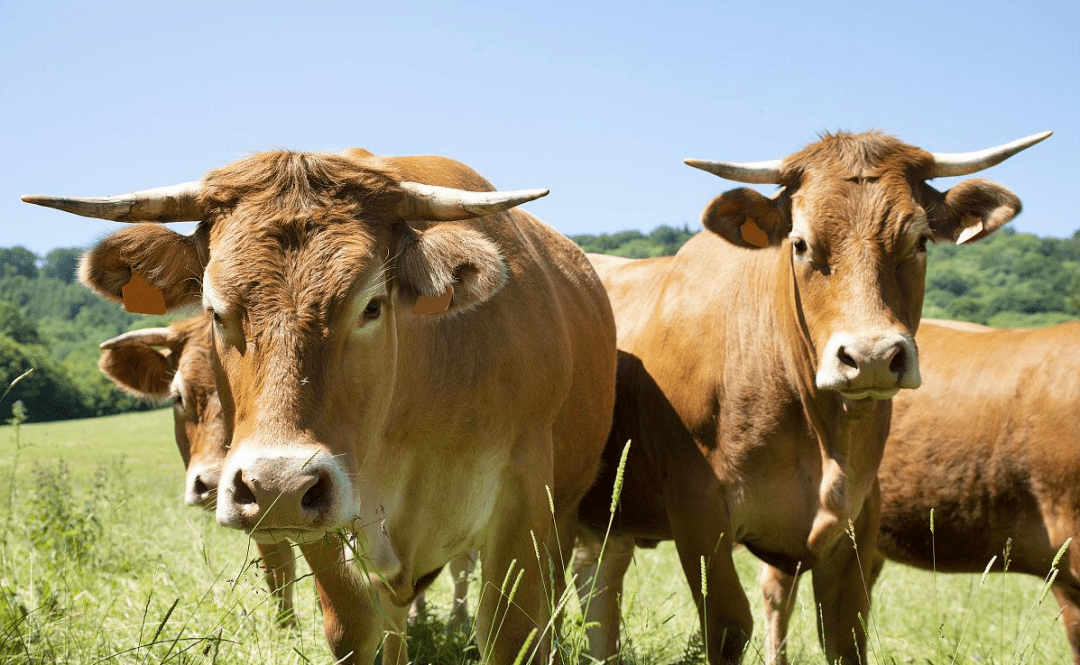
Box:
99;344;175;400
79;225;206;309
700;187;787;249
396;224;507;315
932;178;1022;245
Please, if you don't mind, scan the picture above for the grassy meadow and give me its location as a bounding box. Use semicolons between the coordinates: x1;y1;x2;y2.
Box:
0;409;1073;664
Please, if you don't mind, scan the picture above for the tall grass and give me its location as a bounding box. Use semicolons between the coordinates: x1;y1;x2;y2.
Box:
0;409;1075;664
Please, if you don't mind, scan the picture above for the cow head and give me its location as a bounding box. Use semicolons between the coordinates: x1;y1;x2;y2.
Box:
27;151;547;543
98;315;224;507
687;130;1049;401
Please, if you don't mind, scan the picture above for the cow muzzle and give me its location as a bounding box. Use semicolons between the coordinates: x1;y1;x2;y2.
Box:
216;447;351;542
816;330;921;399
184;462;221;508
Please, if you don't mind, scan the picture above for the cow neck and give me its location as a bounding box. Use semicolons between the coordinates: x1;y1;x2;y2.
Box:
779;246;876;551
779;247;830;437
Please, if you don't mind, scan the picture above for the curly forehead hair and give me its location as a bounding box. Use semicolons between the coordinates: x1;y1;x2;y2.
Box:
781;131;936;185
198;150;402;223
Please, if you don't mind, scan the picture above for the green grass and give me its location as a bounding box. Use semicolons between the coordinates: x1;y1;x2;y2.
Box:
0;410;1073;664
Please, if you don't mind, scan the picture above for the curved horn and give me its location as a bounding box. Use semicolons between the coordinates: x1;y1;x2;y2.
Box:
22;181;204;222
100;327;174;350
395;182;549;221
684;158;783;184
929;131;1052;178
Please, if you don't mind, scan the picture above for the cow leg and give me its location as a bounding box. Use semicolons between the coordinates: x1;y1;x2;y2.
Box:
665;474;750;664
256;539;297;627
407;591;426;624
572;527;635;662
1049;582;1080;665
474;485;556;665
809;495;880;665
760;563;802;665
1049;534;1080;665
448;550;477;628
299;540;409;665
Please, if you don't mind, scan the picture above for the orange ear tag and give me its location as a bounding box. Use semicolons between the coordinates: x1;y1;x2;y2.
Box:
741;219;769;248
413;287;453;315
121;270;167;315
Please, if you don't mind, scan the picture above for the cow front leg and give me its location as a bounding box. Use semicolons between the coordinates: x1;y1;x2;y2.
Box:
572;527;634;662
474;485;557;665
448;550;477;628
256;539;297;627
673;534;751;665
760;563;802;665
809;494;880;665
299;539;409;665
1050;583;1080;665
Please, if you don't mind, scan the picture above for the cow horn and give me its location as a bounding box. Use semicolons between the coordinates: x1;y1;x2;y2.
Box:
395;182;549;221
100;327;174;350
683;159;784;184
22;181;204;222
929;131;1052;178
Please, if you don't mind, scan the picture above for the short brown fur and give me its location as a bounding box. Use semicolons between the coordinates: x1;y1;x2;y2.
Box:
577;131;1028;665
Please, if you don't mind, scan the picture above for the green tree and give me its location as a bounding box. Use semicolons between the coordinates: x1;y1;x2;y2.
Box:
0;299;42;345
0;246;39;279
41;247;82;284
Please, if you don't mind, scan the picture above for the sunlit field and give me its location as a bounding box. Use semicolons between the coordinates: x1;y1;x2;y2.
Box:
0;409;1072;664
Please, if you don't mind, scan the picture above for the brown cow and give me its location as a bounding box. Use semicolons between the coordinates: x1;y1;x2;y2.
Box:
99;315;476;630
761;318;1080;664
97;316;300;626
26;148;617;664
575;131;1049;664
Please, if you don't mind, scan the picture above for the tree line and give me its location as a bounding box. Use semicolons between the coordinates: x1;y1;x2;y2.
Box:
2;225;1079;422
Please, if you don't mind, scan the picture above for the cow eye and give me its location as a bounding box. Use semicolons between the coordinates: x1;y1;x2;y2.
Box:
792;238;809;255
916;234;930;253
362;299;382;320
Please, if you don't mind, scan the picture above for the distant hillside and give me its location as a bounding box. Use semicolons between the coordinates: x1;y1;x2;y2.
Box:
2;225;1078;421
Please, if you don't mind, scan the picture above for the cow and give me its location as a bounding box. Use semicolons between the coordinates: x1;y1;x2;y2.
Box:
760;318;1080;665
99;315;476;630
25;147;618;665
96;315;300;626
574;130;1050;664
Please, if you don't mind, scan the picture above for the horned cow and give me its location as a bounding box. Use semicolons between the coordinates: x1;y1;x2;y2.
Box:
575;131;1049;664
28;148;618;665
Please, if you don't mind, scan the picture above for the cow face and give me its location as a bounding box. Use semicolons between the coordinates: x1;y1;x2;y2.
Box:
692;131;1044;401
51;150;545;543
98;315;224;507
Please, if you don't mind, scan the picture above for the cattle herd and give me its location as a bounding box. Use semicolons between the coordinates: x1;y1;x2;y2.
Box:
21;129;1068;665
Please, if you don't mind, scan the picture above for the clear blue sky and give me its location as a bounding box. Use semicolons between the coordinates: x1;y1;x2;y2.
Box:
2;0;1077;255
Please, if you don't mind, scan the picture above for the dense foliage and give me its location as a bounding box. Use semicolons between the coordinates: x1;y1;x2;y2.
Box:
2;226;1078;422
0;247;177;422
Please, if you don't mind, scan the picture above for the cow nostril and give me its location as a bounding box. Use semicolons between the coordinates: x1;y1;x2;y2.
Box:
301;474;331;511
837;346;858;370
233;471;257;506
889;346;906;375
193;476;209;496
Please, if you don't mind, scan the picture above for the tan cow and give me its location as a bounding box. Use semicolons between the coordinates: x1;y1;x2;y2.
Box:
761;318;1080;664
97;316;299;626
99;315;476;630
26;148;617;665
575;131;1049;664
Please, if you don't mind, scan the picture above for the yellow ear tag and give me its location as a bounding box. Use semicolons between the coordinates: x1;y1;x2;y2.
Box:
413;287;453;315
121;270;167;315
741;219;769;248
